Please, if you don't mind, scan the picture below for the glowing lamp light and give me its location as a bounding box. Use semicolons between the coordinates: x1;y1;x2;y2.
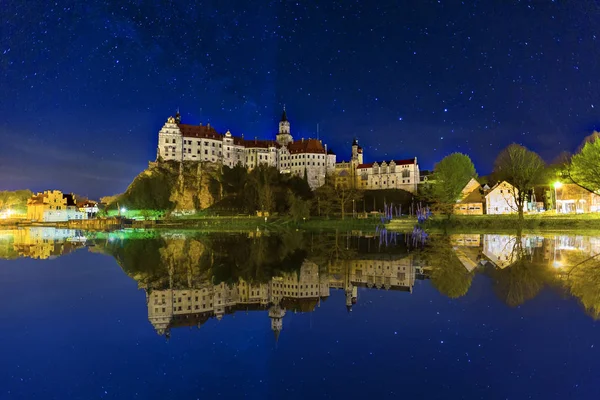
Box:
120;207;127;213
553;181;563;189
552;261;563;269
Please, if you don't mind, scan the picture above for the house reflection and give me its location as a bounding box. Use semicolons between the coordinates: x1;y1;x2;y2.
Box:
0;227;87;259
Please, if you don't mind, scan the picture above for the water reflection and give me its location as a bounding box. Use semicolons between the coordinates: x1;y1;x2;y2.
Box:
2;228;600;326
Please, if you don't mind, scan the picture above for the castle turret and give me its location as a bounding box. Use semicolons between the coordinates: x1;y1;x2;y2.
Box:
269;304;286;342
351;138;363;165
276;106;293;146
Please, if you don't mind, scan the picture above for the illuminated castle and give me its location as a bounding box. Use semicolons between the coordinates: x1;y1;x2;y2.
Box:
156;108;336;189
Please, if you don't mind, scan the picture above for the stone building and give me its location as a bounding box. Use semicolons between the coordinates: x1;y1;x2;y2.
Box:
156;108;336;189
334;139;420;193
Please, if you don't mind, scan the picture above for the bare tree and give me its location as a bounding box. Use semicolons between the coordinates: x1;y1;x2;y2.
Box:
493;144;545;221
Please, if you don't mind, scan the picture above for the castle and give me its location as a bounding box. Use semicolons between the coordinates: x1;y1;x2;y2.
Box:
156;108;336;189
156;108;420;192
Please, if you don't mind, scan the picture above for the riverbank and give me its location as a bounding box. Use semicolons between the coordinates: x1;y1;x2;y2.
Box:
0;215;389;232
387;213;600;233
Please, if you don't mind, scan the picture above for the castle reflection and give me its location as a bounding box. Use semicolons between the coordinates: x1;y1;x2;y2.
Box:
2;228;600;331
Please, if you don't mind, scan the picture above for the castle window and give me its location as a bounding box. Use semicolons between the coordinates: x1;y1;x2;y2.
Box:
165;138;169;143
172;139;176;144
402;170;410;178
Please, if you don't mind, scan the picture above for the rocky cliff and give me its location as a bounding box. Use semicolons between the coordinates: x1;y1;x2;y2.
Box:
116;160;222;211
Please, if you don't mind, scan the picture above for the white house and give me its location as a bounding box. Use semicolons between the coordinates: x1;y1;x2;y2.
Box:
485;181;518;215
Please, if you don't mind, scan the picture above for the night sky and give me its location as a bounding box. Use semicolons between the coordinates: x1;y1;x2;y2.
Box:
1;0;599;199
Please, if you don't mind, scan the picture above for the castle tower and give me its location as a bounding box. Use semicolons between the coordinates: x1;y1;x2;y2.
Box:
175;108;181;124
351;138;363;166
276;106;293;146
269;304;286;342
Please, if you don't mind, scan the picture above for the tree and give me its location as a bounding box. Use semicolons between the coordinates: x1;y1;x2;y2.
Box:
430;153;477;216
493;144;545;221
487;234;551;307
314;174;362;219
287;190;310;222
0;190;33;213
569;132;600;193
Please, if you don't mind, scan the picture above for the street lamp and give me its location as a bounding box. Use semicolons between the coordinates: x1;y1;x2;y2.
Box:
553;181;562;213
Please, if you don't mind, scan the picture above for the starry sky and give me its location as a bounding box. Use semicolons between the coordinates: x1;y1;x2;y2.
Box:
1;0;599;199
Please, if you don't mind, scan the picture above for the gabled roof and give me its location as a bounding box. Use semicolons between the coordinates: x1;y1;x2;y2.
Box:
486;181;517;197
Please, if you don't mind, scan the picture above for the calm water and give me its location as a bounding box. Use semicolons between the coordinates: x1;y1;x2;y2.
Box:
0;227;599;399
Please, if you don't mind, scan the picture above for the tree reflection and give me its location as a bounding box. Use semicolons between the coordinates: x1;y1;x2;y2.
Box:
486;234;552;307
423;235;474;299
560;251;600;319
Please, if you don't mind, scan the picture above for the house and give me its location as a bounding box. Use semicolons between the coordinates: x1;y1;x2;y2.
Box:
454;178;485;215
555;183;600;213
78;200;99;218
26;190;88;222
485;181;518;215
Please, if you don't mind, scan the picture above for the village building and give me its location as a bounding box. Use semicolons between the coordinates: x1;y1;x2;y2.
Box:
156;109;335;189
555;183;600;213
454;178;486;215
26;190;87;222
485;181;518;215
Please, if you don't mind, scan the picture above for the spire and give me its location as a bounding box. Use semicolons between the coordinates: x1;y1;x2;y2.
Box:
273;329;281;343
281;105;288;122
175;108;181;124
352;137;358;146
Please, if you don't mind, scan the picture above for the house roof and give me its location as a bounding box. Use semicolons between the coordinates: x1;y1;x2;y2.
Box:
357;159;415;169
460;188;485;204
287;138;326;154
177;123;222;140
244;139;279;149
486;181;516;197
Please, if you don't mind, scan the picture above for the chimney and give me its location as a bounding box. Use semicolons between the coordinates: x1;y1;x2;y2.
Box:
199;122;202;126
302;138;304;142
207;123;211;129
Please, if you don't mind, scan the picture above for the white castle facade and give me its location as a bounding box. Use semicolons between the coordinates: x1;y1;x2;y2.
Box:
156;109;336;189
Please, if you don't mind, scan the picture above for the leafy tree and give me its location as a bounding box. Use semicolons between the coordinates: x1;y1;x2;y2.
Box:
314;174;362;219
569;132;600;193
288;190;310;222
431;153;476;216
493;144;545;221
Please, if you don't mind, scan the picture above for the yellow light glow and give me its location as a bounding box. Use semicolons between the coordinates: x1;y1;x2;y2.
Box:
552;261;563;269
553;181;563;189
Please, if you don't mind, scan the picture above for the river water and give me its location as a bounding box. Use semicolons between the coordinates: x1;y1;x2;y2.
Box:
0;227;598;399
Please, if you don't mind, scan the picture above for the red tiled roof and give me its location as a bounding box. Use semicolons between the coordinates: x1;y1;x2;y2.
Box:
177;124;222;140
287;139;325;154
244;139;280;149
356;159;415;169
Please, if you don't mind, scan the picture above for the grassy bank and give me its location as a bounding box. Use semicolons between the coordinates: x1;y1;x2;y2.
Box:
386;213;600;233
